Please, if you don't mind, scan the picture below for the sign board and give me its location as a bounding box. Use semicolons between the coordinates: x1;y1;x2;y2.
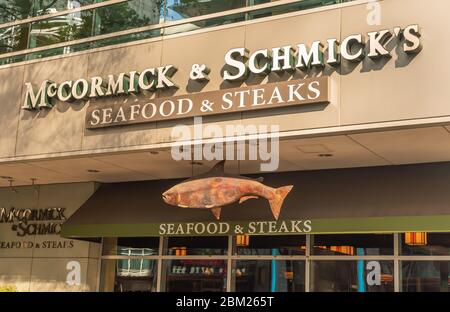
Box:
85;76;329;129
20;24;423;130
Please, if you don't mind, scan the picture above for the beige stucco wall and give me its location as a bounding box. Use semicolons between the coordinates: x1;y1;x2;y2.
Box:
0;182;100;291
0;0;447;161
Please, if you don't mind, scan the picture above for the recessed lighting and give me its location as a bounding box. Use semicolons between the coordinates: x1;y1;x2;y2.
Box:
190;161;203;166
296;144;332;154
0;176;13;179
87;169;100;173
318;153;333;158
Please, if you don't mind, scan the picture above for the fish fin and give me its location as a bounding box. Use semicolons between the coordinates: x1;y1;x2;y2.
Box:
268;185;294;220
211;207;222;220
208;160;226;174
255;177;264;183
239;196;259;204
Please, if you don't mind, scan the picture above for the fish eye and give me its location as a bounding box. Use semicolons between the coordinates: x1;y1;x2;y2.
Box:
163;191;173;198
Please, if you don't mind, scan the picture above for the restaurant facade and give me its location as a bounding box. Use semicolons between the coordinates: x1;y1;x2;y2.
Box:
1;0;450;292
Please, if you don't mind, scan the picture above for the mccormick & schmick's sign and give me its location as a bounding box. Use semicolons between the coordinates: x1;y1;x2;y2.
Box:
22;25;422;129
0;207;66;237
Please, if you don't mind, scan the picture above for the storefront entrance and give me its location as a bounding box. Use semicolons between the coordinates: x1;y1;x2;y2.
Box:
98;233;450;292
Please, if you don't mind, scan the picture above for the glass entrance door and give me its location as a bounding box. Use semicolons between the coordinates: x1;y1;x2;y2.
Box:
164;259;227;292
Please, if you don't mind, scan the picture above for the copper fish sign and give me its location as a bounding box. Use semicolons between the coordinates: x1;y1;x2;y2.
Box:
162;160;293;220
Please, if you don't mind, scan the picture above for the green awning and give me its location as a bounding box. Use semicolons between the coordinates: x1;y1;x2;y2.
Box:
61;162;450;238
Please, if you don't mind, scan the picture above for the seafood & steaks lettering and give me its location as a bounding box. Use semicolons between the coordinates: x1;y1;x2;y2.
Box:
158;220;312;236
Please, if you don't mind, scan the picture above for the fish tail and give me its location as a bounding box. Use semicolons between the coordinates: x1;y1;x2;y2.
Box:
269;185;294;220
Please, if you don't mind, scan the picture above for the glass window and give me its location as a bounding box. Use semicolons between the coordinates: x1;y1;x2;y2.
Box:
92;29;161;48
235;260;305;292
163;0;247;35
235;235;306;256
311;260;394;292
93;0;163;36
0;1;125;24
163;13;245;35
100;259;158;292
0;24;29;54
401;233;450;256
163;12;245;36
28;9;93;48
164;259;227;292
0;0;33;24
102;237;159;256
26;41;92;59
165;0;246;22
0;54;26;65
1;0;359;65
402;261;450;292
312;234;394;256
31;0;96;16
167;236;228;256
248;0;353;20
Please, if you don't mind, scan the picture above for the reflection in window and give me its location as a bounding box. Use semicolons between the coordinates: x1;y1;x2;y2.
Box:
102;237;159;256
0;0;33;24
313;234;394;256
93;0;163;36
401;233;450;256
165;0;247;21
31;0;95;16
248;0;353;20
28;9;93;49
100;259;158;292
0;54;25;65
235;260;305;292
0;0;359;64
402;261;450;292
164;259;227;292
235;235;306;256
0;24;29;54
91;30;161;49
311;261;394;292
167;236;228;256
163;12;245;36
26;41;91;60
163;0;248;35
0;1;101;24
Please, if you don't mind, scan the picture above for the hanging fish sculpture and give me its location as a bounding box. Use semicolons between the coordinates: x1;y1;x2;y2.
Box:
162;160;293;220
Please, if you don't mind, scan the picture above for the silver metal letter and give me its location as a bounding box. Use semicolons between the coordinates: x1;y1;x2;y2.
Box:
403;24;422;54
106;73;126;96
367;29;393;59
326;38;340;65
248;49;271;75
57;81;74;102
296;41;324;69
271;46;296;72
157;65;178;89
23;81;52;110
223;48;249;81
72;79;90;100
139;68;157;91
341;34;365;62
